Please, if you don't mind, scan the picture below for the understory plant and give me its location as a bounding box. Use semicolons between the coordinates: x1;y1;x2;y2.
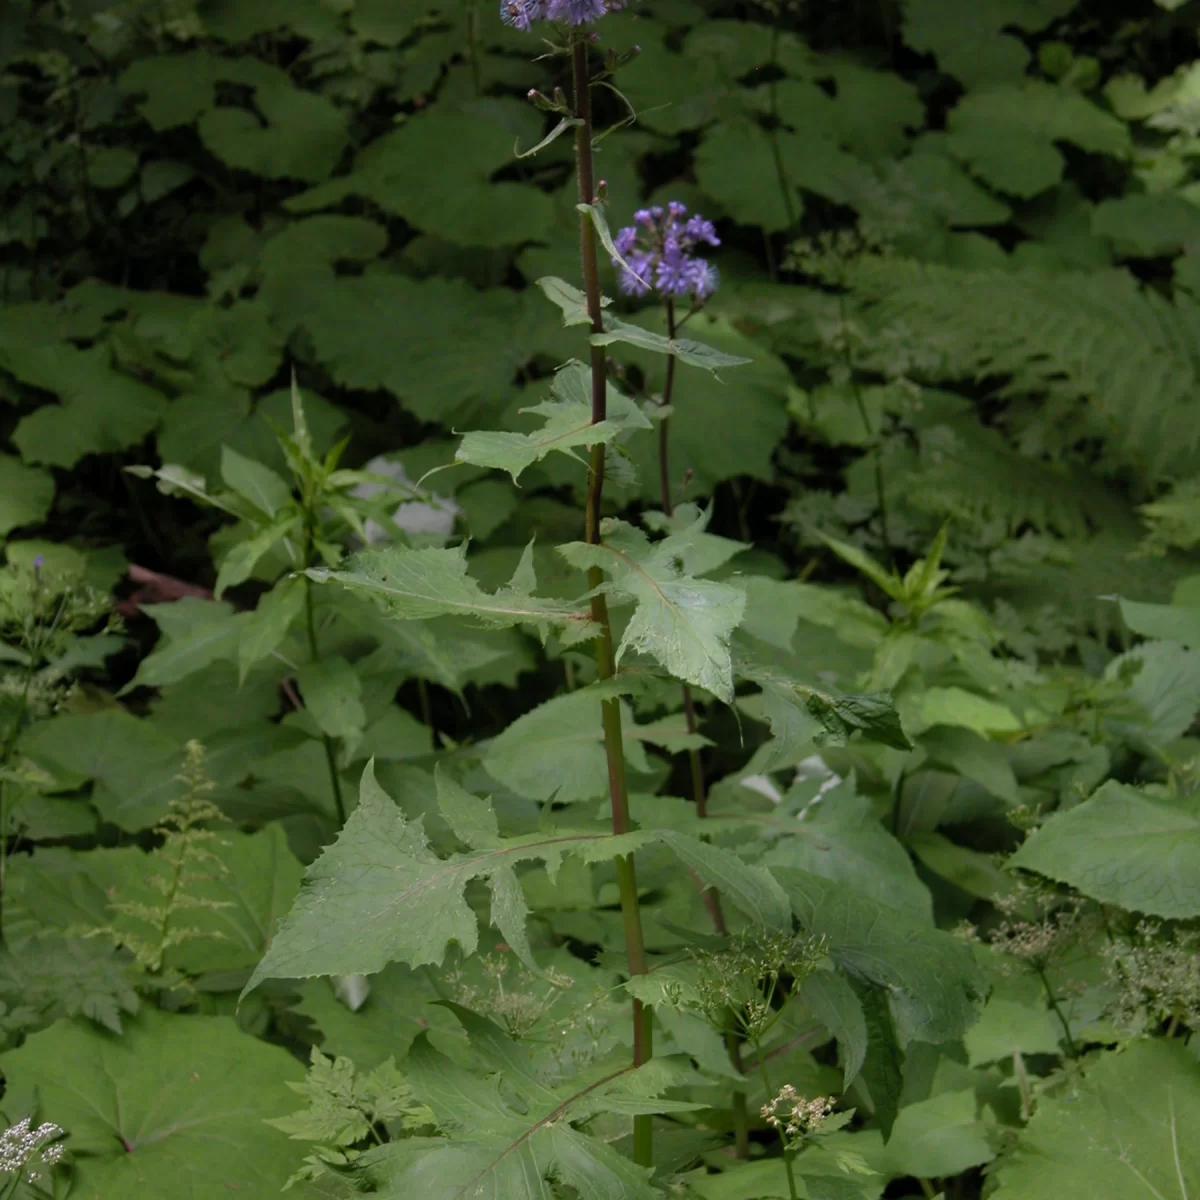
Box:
3;1;1200;1199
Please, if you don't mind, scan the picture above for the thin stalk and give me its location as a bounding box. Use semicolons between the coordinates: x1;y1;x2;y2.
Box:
573;34;653;1168
755;1036;800;1200
658;298;747;1154
765;26;798;234
417;677;436;748
302;541;347;826
1035;964;1079;1059
919;1180;938;1199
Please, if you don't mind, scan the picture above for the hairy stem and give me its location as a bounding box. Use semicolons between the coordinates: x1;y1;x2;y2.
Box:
573;34;654;1168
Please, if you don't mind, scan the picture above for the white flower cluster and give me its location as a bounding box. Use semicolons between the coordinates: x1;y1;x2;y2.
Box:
0;1116;66;1184
761;1086;836;1146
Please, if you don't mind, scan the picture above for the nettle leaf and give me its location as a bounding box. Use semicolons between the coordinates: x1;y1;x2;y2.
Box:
308;543;597;646
122;598;249;692
1009;780;1200;918
558;515;747;702
361;1004;693;1200
776;868;985;1046
0;1010;308;1197
455;360;650;483
990;1039;1200;1199
244;763;650;993
853;979;905;1141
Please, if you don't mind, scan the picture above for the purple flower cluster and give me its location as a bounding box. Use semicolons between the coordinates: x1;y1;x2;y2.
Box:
501;0;618;30
612;203;720;302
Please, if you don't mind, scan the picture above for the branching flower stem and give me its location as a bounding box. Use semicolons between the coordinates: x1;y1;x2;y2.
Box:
572;32;654;1169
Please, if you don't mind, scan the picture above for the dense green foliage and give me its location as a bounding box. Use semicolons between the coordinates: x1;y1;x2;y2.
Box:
2;0;1200;1196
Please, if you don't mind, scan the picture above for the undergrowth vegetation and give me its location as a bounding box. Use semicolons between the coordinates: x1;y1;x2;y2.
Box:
2;0;1200;1195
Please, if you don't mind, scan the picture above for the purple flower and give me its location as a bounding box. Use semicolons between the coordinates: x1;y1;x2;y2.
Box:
611;202;720;302
502;0;623;28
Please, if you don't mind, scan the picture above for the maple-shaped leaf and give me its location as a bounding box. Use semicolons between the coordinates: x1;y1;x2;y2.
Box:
244;763;650;995
558;513;746;702
455;360;650;483
358;1003;699;1200
307;542;597;646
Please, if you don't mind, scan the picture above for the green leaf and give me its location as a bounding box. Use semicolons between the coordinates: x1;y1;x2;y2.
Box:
8;345;167;469
123;598;248;691
1116;594;1200;649
1107;639;1200;747
657;830;793;931
482;686;653;805
759;778;931;918
917;725;1019;805
742;659;911;761
882;1089;995;1179
1009;781;1200;918
963;971;1061;1066
214;512;300;598
591;314;753;374
455;361;646;483
776;868;985;1045
852;979;904;1141
0;454;54;537
799;969;868;1088
289;111;553;248
239;576;306;680
362;1006;682;1199
535;271;752;376
296;657;367;746
990;1039;1200;1199
945;82;1129;198
0;1010;309;1196
244;763;650;993
308;544;596;645
220;445;293;518
558;516;746;702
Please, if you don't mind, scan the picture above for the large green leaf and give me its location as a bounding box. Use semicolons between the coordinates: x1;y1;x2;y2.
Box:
776;868;985;1045
308;543;596;645
0;454;54;536
882;1089;995;1179
0;1010;309;1197
945;82;1129;198
1117;593;1200;649
360;1004;690;1199
558;516;746;702
990;1039;1200;1199
289;110;553;247
1009;781;1200;918
245;764;649;993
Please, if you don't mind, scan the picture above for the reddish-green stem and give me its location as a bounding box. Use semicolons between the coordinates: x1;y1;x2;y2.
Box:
572;33;654;1168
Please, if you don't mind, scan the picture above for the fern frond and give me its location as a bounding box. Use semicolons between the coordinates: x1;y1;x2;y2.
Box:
846;257;1200;483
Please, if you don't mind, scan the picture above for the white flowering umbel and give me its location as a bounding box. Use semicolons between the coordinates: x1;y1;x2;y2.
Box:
0;1116;66;1189
761;1088;836;1151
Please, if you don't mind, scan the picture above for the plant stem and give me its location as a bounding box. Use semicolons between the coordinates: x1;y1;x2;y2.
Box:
1036;964;1079;1059
303;571;347;827
573;33;653;1168
658;298;748;1153
755;1036;800;1200
919;1180;938;1199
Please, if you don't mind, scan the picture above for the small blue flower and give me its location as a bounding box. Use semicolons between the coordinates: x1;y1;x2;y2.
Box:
612;202;720;302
